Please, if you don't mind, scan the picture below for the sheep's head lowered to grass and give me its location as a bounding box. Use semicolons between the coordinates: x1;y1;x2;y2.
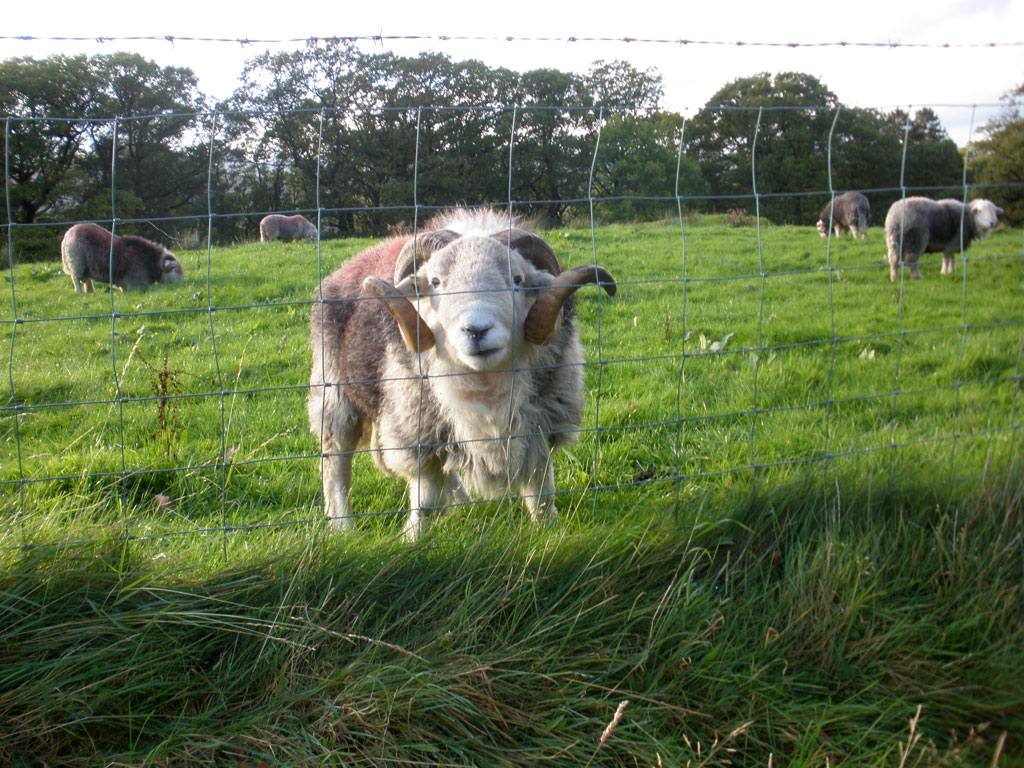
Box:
308;210;616;539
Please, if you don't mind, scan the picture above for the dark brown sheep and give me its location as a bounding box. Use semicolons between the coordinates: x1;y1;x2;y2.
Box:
60;223;184;293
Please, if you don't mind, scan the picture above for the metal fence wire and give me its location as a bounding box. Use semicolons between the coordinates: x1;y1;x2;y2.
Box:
3;98;1023;552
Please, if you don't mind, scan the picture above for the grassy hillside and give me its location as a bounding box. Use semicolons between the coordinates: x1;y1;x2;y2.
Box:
1;217;1022;764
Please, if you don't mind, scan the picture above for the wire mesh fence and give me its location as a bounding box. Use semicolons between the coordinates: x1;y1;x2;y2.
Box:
3;96;1022;553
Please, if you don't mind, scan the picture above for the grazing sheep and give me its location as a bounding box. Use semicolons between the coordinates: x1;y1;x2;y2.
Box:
884;197;1003;282
817;191;870;239
260;214;318;243
308;209;616;539
60;223;184;293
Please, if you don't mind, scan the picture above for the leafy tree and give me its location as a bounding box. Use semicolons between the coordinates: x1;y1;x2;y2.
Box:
826;106;959;223
228;44;675;231
585;60;664;109
76;53;208;235
0;53;209;259
828;106;901;190
228;40;520;235
971;83;1024;225
685;72;841;223
589;111;707;221
506;67;595;223
687;72;969;225
220;42;353;235
885;107;966;198
351;52;518;226
0;55;100;227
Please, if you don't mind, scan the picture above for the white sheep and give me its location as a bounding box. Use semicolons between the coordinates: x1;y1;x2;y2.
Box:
307;209;616;539
884;197;1002;282
260;214;318;243
60;223;184;293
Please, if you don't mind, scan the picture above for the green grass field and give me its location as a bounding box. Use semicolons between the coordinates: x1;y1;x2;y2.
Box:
2;216;1022;765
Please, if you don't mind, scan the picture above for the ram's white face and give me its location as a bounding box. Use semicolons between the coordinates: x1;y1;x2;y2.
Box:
400;236;552;372
159;251;185;283
969;199;1001;239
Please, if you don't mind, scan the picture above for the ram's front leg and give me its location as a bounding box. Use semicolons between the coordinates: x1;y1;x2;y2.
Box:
321;436;356;531
446;471;471;506
402;457;449;541
522;459;558;524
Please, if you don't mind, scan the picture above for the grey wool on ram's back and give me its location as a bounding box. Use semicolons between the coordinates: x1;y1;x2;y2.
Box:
60;222;184;293
884;197;1002;282
307;208;616;540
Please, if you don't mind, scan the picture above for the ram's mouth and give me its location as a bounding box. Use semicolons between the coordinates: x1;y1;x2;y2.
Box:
469;346;501;358
460;347;507;371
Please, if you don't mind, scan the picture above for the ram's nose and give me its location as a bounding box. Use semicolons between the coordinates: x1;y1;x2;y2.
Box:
462;322;493;346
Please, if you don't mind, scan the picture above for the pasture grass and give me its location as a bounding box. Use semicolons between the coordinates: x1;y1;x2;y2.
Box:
1;213;1022;764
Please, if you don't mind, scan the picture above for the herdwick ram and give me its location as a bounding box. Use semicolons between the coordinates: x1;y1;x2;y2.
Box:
260;214;318;243
60;223;185;293
884;197;1003;282
817;191;870;239
307;209;616;539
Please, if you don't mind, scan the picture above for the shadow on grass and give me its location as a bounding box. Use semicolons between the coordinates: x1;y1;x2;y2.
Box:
1;463;1021;767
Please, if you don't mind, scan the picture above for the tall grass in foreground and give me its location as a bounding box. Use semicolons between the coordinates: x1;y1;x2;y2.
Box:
0;469;1021;766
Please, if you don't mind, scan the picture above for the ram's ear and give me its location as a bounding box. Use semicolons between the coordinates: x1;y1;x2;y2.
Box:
395;275;419;297
521;266;554;307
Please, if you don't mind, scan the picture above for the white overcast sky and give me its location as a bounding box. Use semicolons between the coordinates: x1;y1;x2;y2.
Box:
3;0;1023;146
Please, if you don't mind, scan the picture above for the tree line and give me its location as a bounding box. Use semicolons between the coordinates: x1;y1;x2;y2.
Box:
1;40;1020;261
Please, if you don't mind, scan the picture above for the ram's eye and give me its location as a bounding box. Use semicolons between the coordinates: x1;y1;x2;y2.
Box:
513;275;523;286
430;277;441;288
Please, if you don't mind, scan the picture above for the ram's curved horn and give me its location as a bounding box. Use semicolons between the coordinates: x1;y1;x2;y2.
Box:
489;229;561;276
524;265;617;345
363;277;435;352
393;229;461;284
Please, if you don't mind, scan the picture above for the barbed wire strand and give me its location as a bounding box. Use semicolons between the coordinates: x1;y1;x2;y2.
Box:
3;33;1024;49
